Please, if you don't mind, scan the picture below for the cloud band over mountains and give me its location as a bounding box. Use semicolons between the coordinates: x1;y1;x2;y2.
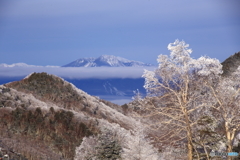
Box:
0;63;155;79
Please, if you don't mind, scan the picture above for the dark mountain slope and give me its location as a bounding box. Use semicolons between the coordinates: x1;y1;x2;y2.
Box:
221;51;240;76
0;106;93;159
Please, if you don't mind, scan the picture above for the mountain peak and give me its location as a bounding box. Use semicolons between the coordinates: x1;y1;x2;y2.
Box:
62;55;153;67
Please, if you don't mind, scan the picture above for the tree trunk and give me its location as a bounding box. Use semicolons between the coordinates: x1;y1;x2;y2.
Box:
187;140;193;160
184;106;193;160
225;121;236;160
187;132;193;160
186;125;193;160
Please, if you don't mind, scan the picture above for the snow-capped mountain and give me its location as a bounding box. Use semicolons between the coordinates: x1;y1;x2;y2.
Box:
0;63;35;67
62;55;153;67
62;57;96;67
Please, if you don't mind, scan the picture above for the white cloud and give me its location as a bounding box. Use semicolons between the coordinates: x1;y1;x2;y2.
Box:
0;63;156;79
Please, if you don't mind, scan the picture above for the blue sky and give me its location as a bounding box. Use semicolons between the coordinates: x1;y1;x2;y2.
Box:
0;0;239;66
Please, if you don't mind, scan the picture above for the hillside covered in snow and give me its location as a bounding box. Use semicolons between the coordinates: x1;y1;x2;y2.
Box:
0;72;161;160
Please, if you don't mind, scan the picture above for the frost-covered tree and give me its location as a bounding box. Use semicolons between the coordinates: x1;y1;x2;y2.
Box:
74;128;122;160
121;126;161;160
74;136;98;160
206;66;240;159
74;120;161;160
142;39;223;160
193;115;224;160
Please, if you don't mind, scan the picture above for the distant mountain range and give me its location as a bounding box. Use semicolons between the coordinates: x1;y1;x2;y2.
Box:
0;63;59;68
0;55;153;68
62;55;153;67
1;53;239;105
